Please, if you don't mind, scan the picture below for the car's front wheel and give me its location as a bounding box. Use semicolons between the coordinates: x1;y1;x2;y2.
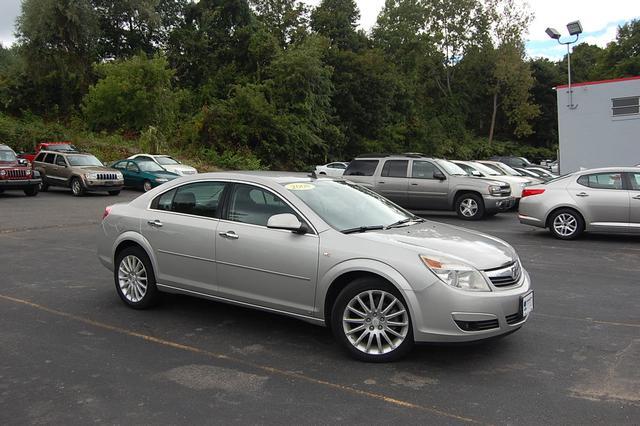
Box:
71;177;85;196
143;180;153;192
114;246;160;309
24;186;38;196
548;208;584;240
331;278;414;362
455;193;485;220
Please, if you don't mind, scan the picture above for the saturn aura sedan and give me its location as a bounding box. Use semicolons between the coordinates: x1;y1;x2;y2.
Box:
519;167;640;239
98;173;533;362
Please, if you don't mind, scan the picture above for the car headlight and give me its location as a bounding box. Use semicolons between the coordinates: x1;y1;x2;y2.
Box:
155;178;168;183
420;255;491;292
115;172;123;179
26;169;31;175
0;170;6;176
85;172;98;179
488;185;503;196
521;181;532;188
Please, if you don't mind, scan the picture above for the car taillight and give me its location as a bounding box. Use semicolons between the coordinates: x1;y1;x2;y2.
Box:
102;205;113;220
522;188;545;198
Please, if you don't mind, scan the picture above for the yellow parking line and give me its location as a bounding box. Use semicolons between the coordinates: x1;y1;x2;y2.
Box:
535;312;640;328
0;293;482;424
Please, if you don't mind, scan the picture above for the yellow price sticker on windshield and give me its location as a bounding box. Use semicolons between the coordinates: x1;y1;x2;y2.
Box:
285;183;315;191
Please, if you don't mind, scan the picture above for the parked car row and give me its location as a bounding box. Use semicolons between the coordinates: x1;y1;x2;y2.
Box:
1;142;198;198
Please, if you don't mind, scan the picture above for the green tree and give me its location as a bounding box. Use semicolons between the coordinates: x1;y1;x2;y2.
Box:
250;0;310;47
598;19;640;78
310;0;367;51
82;54;177;133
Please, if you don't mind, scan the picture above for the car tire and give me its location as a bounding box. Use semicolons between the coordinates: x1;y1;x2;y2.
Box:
114;246;160;309
548;208;584;240
24;186;38;197
108;190;121;196
331;277;414;362
71;177;86;197
143;180;152;192
455;193;485;220
40;176;49;192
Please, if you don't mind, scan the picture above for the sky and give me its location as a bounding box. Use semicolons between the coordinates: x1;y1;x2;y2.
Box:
1;0;638;60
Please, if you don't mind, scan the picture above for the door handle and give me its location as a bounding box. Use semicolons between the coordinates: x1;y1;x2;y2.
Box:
576;192;589;197
632;195;640;200
378;181;385;184
147;220;163;228
410;183;418;186
219;231;239;240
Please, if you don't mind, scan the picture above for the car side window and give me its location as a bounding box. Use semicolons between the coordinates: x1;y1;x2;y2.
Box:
344;160;379;176
577;173;624;190
227;184;297;227
35;152;46;162
55;155;67;166
112;161;125;170
126;162;139;172
381;160;408;178
44;153;55;164
628;173;640;190
411;161;437;179
152;182;226;218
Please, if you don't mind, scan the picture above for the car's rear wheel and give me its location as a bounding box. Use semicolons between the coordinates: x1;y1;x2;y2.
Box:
114;246;160;309
39;176;49;191
331;278;413;362
548;208;584;240
143;180;152;192
455;193;485;220
24;186;38;197
71;177;85;196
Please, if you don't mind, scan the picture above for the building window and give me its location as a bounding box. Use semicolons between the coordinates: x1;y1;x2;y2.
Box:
611;96;639;116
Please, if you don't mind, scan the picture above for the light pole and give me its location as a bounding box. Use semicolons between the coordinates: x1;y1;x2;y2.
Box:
546;20;583;109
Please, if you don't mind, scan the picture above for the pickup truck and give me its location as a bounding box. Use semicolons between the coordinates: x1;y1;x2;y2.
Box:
343;154;514;220
0;144;41;196
18;141;79;163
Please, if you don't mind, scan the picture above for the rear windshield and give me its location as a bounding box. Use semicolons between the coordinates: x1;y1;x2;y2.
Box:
156;156;180;165
0;149;16;162
344;160;379;176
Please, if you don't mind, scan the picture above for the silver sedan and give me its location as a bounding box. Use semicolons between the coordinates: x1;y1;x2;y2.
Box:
519;167;640;239
98;173;533;362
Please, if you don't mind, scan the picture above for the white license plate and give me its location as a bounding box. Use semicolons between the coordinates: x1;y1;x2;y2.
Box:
522;292;534;316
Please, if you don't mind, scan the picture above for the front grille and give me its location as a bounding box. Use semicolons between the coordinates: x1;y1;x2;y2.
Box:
455;319;499;332
485;261;522;288
96;173;118;180
506;312;525;325
6;169;28;179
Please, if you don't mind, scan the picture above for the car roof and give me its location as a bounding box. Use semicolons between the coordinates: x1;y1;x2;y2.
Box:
0;144;11;149
38;150;90;156
353;154;436;160
173;170;322;185
576;166;640;173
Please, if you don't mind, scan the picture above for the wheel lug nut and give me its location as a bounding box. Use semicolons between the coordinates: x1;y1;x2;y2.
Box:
378;326;383;330
366;318;371;322
369;326;374;331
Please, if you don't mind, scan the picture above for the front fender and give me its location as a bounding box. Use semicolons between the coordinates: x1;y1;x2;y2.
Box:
316;258;424;331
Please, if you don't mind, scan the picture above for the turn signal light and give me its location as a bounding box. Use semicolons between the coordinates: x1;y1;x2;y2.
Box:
102;205;112;220
522;188;545;198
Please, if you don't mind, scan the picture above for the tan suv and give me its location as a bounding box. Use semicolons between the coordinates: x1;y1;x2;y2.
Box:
33;150;124;196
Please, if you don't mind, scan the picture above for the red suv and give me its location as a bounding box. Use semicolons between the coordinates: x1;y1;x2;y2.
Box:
18;141;79;163
0;144;41;196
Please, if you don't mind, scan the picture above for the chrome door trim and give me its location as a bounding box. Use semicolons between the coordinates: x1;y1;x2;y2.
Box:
216;259;311;281
217;218;319;239
589;222;630;227
156;283;324;324
157;249;216;263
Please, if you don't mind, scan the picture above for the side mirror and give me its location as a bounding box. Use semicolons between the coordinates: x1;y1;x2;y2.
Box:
267;213;307;234
433;170;446;180
471;170;482;177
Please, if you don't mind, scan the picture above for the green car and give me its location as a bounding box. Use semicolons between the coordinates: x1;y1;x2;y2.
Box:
112;159;180;192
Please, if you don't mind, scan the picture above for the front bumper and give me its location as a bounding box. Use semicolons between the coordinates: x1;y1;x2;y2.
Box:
409;269;532;343
83;179;124;192
0;178;42;190
484;196;515;213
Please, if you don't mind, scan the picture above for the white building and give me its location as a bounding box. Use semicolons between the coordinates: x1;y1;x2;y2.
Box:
556;76;640;173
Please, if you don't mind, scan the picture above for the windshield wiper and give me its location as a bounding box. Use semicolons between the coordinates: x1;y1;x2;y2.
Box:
341;225;385;234
385;217;424;230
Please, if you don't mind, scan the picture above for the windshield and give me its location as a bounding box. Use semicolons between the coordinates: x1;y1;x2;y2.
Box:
67;155;102;166
48;144;77;152
468;162;500;176
155;156;179;165
138;161;166;172
436;160;467;176
283;180;414;232
0;149;17;162
498;163;523;176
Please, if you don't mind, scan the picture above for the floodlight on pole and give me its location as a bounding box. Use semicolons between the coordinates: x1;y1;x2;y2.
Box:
546;20;582;109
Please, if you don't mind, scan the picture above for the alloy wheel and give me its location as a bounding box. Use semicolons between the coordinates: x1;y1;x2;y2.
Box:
459;198;478;217
118;255;148;303
72;179;81;195
143;181;152;192
553;213;577;237
342;290;409;355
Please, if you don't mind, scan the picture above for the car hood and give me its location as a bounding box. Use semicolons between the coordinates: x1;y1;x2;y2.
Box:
152;171;180;179
465;176;511;186
352;221;517;270
163;164;196;172
75;166;120;173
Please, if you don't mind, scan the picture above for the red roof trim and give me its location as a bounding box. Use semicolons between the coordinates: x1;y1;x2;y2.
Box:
555;75;640;90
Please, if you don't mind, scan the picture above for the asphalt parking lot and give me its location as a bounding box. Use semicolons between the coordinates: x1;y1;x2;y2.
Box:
1;187;639;424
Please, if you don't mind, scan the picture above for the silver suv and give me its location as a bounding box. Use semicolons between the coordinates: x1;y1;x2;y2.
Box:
98;173;532;362
343;155;513;220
